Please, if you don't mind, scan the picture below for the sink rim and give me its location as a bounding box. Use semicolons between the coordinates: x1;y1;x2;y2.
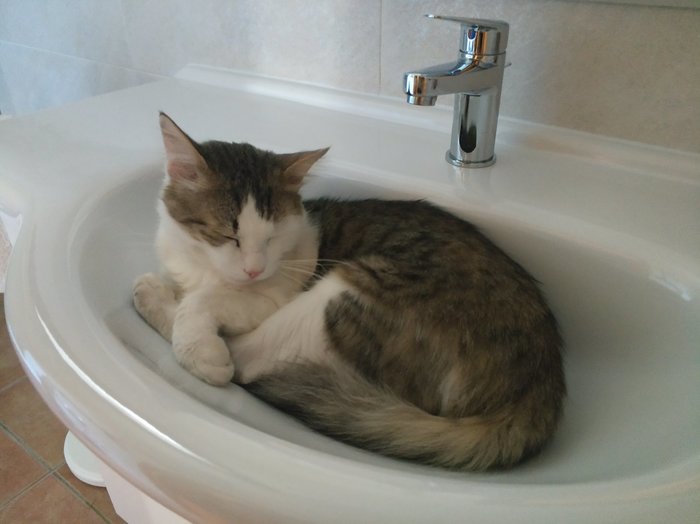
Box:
2;66;699;522
10;169;699;506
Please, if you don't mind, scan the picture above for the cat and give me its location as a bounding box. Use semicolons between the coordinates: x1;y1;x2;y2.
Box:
133;112;566;471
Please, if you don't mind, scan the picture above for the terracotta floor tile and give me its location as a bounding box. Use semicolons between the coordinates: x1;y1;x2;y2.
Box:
57;464;125;524
0;299;25;391
0;474;105;524
0;378;67;468
0;430;47;506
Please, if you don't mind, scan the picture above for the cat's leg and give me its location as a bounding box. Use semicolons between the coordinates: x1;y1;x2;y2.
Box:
230;273;353;384
133;273;178;341
172;288;279;386
171;288;234;385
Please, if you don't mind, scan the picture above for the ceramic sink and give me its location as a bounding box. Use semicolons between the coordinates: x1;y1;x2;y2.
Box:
1;65;698;523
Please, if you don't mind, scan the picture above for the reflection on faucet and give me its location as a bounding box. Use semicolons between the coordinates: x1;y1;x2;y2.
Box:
404;15;509;168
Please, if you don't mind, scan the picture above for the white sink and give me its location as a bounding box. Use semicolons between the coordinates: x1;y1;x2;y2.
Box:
1;66;698;523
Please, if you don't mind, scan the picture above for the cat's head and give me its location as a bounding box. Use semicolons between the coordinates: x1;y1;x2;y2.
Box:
158;112;328;285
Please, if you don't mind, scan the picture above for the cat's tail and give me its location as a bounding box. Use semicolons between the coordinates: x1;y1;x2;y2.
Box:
245;361;560;471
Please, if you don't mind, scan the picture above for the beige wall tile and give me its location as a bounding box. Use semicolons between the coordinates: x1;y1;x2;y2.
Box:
0;0;128;65
382;0;700;152
0;0;697;151
120;0;382;90
0;42;162;115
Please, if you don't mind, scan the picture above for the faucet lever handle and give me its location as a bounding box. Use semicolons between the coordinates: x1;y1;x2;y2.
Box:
426;14;509;56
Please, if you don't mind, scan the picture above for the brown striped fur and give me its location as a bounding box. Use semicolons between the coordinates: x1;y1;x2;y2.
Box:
248;198;565;470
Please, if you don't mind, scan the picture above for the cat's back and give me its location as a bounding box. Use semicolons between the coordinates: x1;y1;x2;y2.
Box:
305;198;520;279
306;198;485;257
303;197;559;350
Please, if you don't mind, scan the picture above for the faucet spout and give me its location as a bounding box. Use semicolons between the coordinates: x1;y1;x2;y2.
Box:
405;94;438;106
404;59;504;101
402;15;509;168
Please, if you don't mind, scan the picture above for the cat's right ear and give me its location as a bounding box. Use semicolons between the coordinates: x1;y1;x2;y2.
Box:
276;147;330;192
159;112;207;187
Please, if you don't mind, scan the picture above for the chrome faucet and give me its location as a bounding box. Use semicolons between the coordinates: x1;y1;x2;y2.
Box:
404;15;509;168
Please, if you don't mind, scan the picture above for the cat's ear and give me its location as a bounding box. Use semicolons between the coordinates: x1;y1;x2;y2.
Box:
159;112;207;187
276;147;329;192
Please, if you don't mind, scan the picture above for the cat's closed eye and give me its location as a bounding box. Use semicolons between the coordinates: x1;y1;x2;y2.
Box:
222;234;240;247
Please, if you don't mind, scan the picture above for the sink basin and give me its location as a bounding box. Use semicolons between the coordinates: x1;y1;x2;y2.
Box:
1;65;698;522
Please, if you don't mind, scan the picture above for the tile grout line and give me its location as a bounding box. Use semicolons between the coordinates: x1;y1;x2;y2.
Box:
0;468;54;511
0;298;111;524
0;39;169;80
53;470;112;524
0;374;26;396
0;300;112;521
0;422;64;510
0;462;110;523
1;422;112;522
0;419;65;472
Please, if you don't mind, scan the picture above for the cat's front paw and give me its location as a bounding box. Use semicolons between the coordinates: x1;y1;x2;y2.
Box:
173;334;235;386
133;273;176;317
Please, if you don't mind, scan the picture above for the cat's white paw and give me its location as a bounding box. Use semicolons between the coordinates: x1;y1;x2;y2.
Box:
133;273;176;317
173;334;235;386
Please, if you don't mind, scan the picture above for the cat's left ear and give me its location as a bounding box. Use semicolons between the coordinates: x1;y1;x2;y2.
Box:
159;112;208;188
276;147;330;192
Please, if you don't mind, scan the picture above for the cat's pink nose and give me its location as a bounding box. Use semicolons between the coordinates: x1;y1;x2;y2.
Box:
245;268;263;280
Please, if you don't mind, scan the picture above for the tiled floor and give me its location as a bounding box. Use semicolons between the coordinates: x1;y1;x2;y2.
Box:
0;295;125;523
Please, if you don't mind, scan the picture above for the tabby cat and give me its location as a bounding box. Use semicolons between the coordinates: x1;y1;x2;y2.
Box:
133;112;565;471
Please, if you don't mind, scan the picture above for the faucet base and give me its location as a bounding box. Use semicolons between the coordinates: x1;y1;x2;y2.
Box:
446;151;495;168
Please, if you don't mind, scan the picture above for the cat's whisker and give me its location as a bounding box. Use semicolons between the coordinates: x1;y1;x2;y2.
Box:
280;262;319;272
279;265;325;286
280;260;316;268
281;258;317;266
278;270;309;289
281;261;324;274
284;257;356;269
280;266;318;278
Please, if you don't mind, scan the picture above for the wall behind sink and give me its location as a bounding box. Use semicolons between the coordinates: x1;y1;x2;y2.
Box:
0;0;698;153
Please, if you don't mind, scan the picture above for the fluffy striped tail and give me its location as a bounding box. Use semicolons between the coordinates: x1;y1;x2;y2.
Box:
246;361;559;471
